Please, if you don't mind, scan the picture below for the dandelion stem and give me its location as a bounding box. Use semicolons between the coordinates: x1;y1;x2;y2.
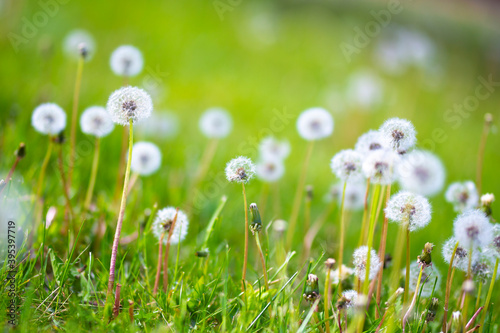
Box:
241;183;250;292
442;241;459;332
153;233;165;295
36;138;54;206
475;282;482;310
57;145;75;225
376;184;391;317
324;267;332;333
163;208;179;291
113;127;129;205
402;264;424;332
0;151;22;196
475;113;493;197
255;233;269;290
404;227;410;305
106;120;134;302
68;56;84;188
338;181;347;294
479;258;498;333
362;183;381;295
286;141;314;249
113;283;121;318
84;137;100;211
357;178;371;247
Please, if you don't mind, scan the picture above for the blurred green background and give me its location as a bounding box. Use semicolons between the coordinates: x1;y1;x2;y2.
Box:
1;0;499;274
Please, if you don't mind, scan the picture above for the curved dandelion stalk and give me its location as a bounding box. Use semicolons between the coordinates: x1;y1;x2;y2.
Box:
84;137;100;211
68;55;85;188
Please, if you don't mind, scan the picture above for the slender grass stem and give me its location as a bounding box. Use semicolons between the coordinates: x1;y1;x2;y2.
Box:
153;233;165;295
163;208;179;291
255;233;269;290
0;152;21;196
36;138;54;205
402;265;423;332
404;227;411;305
84;137;100;211
476;113;492;197
442;241;459;332
338;181;347;294
57;145;75;226
357;178;371;247
362;183;381;295
68;56;84;188
463;245;474;330
376;184;391;317
106;120;134;302
479;258;498;333
113;127;129;205
475;282;482;310
241;182;249;292
324;268;332;333
286;141;314;249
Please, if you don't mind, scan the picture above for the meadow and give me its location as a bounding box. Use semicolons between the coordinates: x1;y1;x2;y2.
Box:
0;0;500;332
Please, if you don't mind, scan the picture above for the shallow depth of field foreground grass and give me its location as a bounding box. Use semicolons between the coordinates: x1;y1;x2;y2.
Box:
1;0;500;332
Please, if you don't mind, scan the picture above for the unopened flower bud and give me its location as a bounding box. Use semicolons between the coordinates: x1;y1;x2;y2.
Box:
16;142;26;159
306;185;314;201
325;258;336;269
304;274;320;302
462;279;474;294
249;203;262;234
481;193;495;216
418;242;434;267
426;297;439;322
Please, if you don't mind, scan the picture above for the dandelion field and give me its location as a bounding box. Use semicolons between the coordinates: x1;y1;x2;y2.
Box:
1;0;500;332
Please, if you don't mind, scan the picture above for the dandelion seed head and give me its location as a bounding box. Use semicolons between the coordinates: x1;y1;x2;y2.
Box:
354;130;388;155
453;209;493;249
326;181;365;211
397;150;446;197
379;117;416;152
353;246;381;282
80;106;114;137
362;149;399;185
130;141;162;176
256;158;285;183
296;107;334;141
442;237;478;272
63;29;95;61
259;136;290;160
32;103;66;135
408;261;441;298
152;207;189;245
199;107;233;139
445;181;479;212
330;265;354;285
106;86;152;126
339;289;359;315
225;156;256;184
330;149;364;181
385;191;432;231
110;45;143;77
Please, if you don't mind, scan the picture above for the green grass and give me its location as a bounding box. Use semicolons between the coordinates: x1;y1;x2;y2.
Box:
1;0;500;331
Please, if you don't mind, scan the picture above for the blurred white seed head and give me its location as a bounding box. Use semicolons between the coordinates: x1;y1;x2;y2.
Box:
397;150;446;197
362;149;399;185
445;181;479;212
225;156;256;184
442;236;478;272
354;130;387;155
32;103;66;135
453;209;493;249
408;261;441;298
256;158;285;183
346;70;384;111
379;117;416;153
330;149;364;181
353;246;381;282
340;289;359;315
106;86;153;126
80;106;114;137
63;29;95;61
486;224;500;258
330;265;354;285
385;191;432;232
296;107;334;141
110;45;144;77
259;136;290;160
326;181;365;211
152;207;189;245
199;107;233;139
272;219;288;234
136;111;179;140
130;141;162;176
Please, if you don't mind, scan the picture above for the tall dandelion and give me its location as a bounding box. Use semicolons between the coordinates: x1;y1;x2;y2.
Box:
105;86;152;305
110;45;144;80
225;156;256;291
379;117;417;154
445;181;479;212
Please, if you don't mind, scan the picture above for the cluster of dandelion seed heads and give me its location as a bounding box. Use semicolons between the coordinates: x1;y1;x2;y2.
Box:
408;261;441;298
152;207;189;245
63;29;95;61
256;158;284;183
379;117;416;153
80;106;114;137
110;45;144;77
32;103;67;135
225;156;256;184
353;246;381;282
385;191;432;232
397;150;445;197
296;107;334;141
362;149;399;184
130;141;162;176
259;136;290;160
442;236;478;272
355;130;387;155
445;181;479;212
199;107;233;139
106;86;153;126
453;209;493;249
330;149;364;181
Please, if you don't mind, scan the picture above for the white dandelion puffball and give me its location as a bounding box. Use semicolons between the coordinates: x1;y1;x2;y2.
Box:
32;103;66;135
331;149;364;181
130;142;162;176
385;191;432;232
80;106;114;137
486;225;500;258
110;45;144;77
136;111;179;140
259;136;290;161
152;207;189;245
453;209;493;249
353;246;381;282
379;117;416;153
199;107;233;139
327;181;366;210
346;71;383;110
106;86;152;126
362;149;399;185
63;29;95;61
296;107;334;141
408;261;441;298
341;289;359;314
330;265;354;285
445;181;479;212
355;130;388;155
442;236;478;272
225;156;256;184
256;158;285;183
397;150;446;197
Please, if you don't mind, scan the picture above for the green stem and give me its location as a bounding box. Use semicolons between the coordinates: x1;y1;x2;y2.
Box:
404;227;410;304
255;233;269;290
376;184;392;317
362;183;381;295
479;258;498;333
402;265;424;332
36;138;54;203
68;56;84;188
338;181;347;294
84;137;100;211
357;178;371;247
324;268;332;333
442;241;459;333
241;182;249;292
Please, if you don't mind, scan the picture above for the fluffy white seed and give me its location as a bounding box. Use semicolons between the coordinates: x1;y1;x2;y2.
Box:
225;156;256;184
379;117;416;153
331;149;364;181
362;149;399;185
130;141;162;176
442;236;478;272
453;209;493;249
256;158;285;183
199;107;233;139
259;136;290;160
110;45;143;77
152;207;189;245
385;191;432;232
63;29;95;61
296;107;334;141
353;246;381;282
32;103;66;135
397;150;446;197
80;106;114;137
106;86;153;126
354;130;388;155
445;181;479;212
